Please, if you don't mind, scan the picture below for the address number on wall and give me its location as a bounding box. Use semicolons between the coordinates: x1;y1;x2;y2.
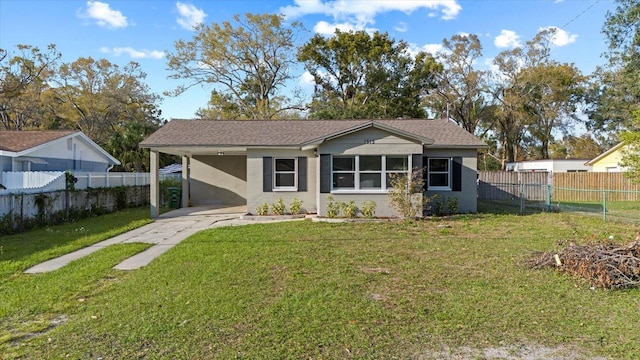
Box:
364;139;375;144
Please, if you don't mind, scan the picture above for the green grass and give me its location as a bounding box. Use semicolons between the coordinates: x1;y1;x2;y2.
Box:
0;207;153;353
2;210;640;359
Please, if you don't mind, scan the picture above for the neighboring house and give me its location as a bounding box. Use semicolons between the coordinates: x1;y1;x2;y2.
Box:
585;142;627;172
506;159;592;173
0;130;120;172
140;119;488;218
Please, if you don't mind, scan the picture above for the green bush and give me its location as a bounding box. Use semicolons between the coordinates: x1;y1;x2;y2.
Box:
361;201;377;218
325;196;341;218
446;196;459;215
388;168;426;218
256;203;270;216
289;198;303;215
271;198;286;215
342;200;358;218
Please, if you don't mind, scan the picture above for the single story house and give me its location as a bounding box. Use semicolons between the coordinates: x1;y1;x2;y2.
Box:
140;119;488;218
0;130;120;172
505;159;592;173
585;142;626;172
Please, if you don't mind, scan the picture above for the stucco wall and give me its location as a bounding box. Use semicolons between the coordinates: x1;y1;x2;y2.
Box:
317;128;424;218
246;149;317;214
423;148;478;214
319;127;423;155
190;155;247;206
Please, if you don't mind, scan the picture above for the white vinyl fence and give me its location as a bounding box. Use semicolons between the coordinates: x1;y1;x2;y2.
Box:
0;171;152;194
73;172;150;189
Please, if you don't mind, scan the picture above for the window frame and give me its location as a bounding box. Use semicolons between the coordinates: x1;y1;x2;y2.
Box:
331;155;410;193
427;157;452;191
273;157;297;191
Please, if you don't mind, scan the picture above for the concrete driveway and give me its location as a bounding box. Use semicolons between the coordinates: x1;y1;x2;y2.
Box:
25;206;256;273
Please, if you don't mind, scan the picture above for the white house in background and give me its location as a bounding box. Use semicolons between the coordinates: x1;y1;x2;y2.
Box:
505;159;592;173
585;142;626;172
0;130;120;172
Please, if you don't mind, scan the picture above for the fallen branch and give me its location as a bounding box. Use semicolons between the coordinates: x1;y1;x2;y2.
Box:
525;240;640;289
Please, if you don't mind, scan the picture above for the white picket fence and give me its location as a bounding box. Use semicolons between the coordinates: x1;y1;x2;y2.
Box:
0;171;152;194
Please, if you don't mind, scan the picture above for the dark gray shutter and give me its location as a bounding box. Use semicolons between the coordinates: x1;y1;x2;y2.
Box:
263;156;273;192
320;154;331;193
297;156;307;192
422;156;429;191
452;157;462;192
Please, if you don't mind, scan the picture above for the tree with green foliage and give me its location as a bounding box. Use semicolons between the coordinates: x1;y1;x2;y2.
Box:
423;34;491;135
167;13;305;120
52;57;162;148
598;0;640;180
297;30;441;119
0;44;61;130
549;134;603;160
489;29;585;161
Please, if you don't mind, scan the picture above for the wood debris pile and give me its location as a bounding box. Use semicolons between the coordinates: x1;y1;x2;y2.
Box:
525;240;640;289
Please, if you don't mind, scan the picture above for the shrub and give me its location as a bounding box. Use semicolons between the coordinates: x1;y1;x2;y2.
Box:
361;201;377;218
342;200;358;218
431;194;444;216
289;198;303;215
256;203;270;216
388;168;426;218
446;196;459;215
271;198;286;215
325;196;341;218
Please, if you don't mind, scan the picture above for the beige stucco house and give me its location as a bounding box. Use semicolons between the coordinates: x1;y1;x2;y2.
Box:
585;142;626;172
140;119;487;218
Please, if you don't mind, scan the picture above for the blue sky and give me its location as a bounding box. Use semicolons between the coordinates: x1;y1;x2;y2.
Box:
0;0;616;121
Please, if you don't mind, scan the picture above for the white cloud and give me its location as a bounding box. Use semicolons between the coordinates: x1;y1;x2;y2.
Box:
540;26;577;47
298;71;316;91
81;1;128;29
313;20;358;35
101;47;165;59
406;43;443;58
394;21;408;33
494;29;521;48
176;2;207;30
280;0;462;34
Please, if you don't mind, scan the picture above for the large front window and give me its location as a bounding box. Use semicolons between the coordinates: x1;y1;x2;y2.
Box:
428;158;450;190
332;155;409;191
274;158;297;190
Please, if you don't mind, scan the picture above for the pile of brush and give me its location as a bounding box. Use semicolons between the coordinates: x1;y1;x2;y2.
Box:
526;240;640;289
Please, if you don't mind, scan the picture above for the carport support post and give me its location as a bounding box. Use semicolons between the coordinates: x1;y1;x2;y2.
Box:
181;155;190;208
150;150;160;218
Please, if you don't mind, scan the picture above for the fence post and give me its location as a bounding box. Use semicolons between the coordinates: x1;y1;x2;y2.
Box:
602;190;607;222
520;183;524;214
546;184;552;211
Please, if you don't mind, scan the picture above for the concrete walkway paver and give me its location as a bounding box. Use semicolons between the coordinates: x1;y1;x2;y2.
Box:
24;206;255;274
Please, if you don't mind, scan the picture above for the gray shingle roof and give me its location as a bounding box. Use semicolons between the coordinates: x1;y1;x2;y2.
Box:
140;119;487;149
0;130;78;152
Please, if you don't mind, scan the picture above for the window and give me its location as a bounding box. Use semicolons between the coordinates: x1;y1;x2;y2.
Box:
332;156;355;189
385;156;409;188
428;158;450;190
359;156;382;189
274;158;296;190
332;155;409;191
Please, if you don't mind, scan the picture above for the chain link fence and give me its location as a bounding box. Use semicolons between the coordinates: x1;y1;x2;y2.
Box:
478;180;640;224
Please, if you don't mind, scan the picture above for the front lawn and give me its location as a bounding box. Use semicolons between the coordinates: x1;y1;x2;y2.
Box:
2;211;640;359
